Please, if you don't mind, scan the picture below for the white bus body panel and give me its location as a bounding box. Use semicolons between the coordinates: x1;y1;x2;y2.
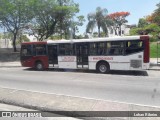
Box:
142;63;150;70
57;54;149;70
58;56;77;69
89;52;149;70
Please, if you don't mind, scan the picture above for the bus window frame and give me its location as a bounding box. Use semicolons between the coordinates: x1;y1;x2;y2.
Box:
33;44;47;56
59;43;74;56
125;40;144;55
21;44;33;56
89;42;98;56
107;41;125;56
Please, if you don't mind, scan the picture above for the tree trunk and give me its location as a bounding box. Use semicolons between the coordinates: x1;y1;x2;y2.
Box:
65;30;68;39
105;29;108;37
105;32;108;37
60;14;63;39
114;28;117;36
59;0;63;39
119;25;122;36
60;29;63;39
13;34;17;52
98;25;101;37
73;27;76;39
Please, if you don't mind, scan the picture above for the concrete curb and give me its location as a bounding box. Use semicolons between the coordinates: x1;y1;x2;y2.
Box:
0;87;160;114
0;62;21;67
149;64;160;71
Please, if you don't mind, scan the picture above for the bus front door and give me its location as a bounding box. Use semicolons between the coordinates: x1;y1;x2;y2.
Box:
76;43;89;68
48;45;58;66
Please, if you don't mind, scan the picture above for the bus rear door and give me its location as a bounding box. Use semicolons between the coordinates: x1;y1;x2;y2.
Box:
76;43;89;68
48;45;58;66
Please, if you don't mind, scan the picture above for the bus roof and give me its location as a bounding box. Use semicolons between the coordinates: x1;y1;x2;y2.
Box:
47;35;149;44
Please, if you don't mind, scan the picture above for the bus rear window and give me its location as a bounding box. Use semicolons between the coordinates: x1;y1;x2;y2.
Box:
126;40;144;55
21;45;32;56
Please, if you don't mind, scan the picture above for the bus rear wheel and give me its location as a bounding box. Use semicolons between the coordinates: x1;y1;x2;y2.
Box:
97;62;110;73
35;62;44;71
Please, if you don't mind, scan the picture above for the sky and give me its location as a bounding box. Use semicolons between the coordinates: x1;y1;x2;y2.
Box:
74;0;160;34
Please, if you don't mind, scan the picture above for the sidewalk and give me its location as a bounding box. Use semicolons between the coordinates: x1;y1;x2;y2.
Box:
150;58;159;65
0;61;21;67
149;58;160;70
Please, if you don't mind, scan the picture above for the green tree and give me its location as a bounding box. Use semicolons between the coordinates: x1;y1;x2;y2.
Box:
93;32;98;38
0;33;3;39
130;27;144;35
75;34;83;39
86;7;108;37
28;0;79;41
130;23;160;42
70;15;85;39
146;3;160;25
130;2;160;42
56;0;80;39
138;18;148;28
16;35;30;44
0;0;32;52
108;12;130;36
54;15;85;40
152;3;160;25
145;23;160;42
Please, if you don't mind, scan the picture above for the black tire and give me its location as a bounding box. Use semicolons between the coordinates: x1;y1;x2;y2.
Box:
35;62;44;71
97;62;110;73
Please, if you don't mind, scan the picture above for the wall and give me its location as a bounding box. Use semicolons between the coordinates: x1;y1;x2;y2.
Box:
0;48;20;62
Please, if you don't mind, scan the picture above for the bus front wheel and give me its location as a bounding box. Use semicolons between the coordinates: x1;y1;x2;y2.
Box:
97;62;110;73
35;62;44;71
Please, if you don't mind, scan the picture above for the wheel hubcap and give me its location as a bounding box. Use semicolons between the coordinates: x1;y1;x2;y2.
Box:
99;65;107;73
37;63;42;70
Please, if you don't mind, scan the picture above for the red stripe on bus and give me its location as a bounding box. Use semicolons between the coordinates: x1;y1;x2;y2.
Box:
140;36;150;63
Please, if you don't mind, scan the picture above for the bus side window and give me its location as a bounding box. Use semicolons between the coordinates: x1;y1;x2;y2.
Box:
59;44;73;56
65;44;73;55
106;42;111;55
97;42;106;55
33;45;36;56
108;41;124;55
89;43;97;55
36;44;46;56
47;46;53;57
59;44;65;55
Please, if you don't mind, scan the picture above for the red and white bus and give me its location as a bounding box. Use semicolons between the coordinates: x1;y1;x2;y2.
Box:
20;35;150;73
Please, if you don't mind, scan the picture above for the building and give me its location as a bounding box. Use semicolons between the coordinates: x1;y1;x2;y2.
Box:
108;24;133;37
0;39;12;48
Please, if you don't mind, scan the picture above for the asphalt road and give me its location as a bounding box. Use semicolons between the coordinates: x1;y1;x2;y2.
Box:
0;67;160;107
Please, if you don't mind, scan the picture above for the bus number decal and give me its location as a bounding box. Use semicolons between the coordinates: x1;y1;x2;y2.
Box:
92;57;113;61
